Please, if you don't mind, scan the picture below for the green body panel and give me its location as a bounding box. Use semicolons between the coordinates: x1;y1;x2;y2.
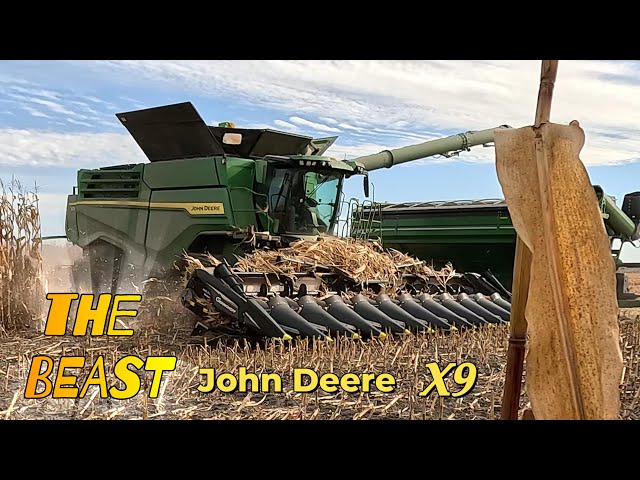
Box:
385;241;516;290
143;157;222;189
74;199;150;265
65;157;241;275
145;187;232;271
225;157;262;229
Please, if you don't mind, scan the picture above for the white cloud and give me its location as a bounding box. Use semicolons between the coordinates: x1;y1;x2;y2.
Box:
5;60;640;168
22;106;51;118
66;118;93;127
69;100;103;116
81;95;117;110
0;129;143;167
9;85;61;101
85;60;640;166
118;96;145;109
2;84;112;127
319;117;339;125
338;122;366;132
273;119;300;131
289;116;341;133
0;74;34;86
28;98;84;117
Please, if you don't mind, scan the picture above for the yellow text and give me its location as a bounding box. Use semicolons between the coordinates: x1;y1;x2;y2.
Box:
418;362;478;398
44;293;140;336
24;355;176;399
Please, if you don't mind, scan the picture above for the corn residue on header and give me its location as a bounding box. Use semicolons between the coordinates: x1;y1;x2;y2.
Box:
233;235;458;287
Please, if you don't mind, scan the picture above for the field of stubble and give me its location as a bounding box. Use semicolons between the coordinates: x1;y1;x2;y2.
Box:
1;303;639;420
1;239;639;420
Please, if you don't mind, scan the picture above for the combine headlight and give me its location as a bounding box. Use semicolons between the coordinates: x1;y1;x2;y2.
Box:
299;160;305;165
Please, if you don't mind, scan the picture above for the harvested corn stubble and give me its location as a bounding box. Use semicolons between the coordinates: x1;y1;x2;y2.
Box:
2;318;640;419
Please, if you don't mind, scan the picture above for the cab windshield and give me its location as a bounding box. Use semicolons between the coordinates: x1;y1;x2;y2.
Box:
266;168;342;235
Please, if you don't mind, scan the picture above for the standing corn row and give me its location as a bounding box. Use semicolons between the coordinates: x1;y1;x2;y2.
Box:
0;179;45;335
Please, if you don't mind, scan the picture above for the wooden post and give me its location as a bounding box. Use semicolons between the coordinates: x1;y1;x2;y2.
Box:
500;60;559;420
500;237;532;419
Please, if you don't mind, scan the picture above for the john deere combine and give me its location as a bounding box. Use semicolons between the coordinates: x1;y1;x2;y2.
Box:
64;101;516;340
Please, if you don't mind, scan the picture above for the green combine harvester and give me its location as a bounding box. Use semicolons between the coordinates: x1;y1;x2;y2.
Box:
62;102;640;341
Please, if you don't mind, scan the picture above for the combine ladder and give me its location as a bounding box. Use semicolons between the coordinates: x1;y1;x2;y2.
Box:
350;199;383;242
335;186;383;242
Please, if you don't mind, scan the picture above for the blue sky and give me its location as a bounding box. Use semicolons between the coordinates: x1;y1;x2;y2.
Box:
1;60;640;261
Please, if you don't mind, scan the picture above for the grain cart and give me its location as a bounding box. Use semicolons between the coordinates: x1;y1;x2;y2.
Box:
353;187;640;307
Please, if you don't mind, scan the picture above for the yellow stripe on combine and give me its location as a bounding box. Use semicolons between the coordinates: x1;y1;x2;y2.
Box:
70;200;147;208
69;200;225;215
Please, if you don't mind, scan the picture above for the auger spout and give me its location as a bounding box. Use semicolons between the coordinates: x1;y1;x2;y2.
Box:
353;125;511;172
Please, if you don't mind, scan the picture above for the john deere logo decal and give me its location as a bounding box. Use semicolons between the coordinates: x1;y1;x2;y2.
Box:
189;204;224;214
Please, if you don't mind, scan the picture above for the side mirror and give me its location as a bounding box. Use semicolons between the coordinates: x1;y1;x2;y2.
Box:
305;197;319;207
363;175;370;198
623;191;640;225
255;160;268;184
